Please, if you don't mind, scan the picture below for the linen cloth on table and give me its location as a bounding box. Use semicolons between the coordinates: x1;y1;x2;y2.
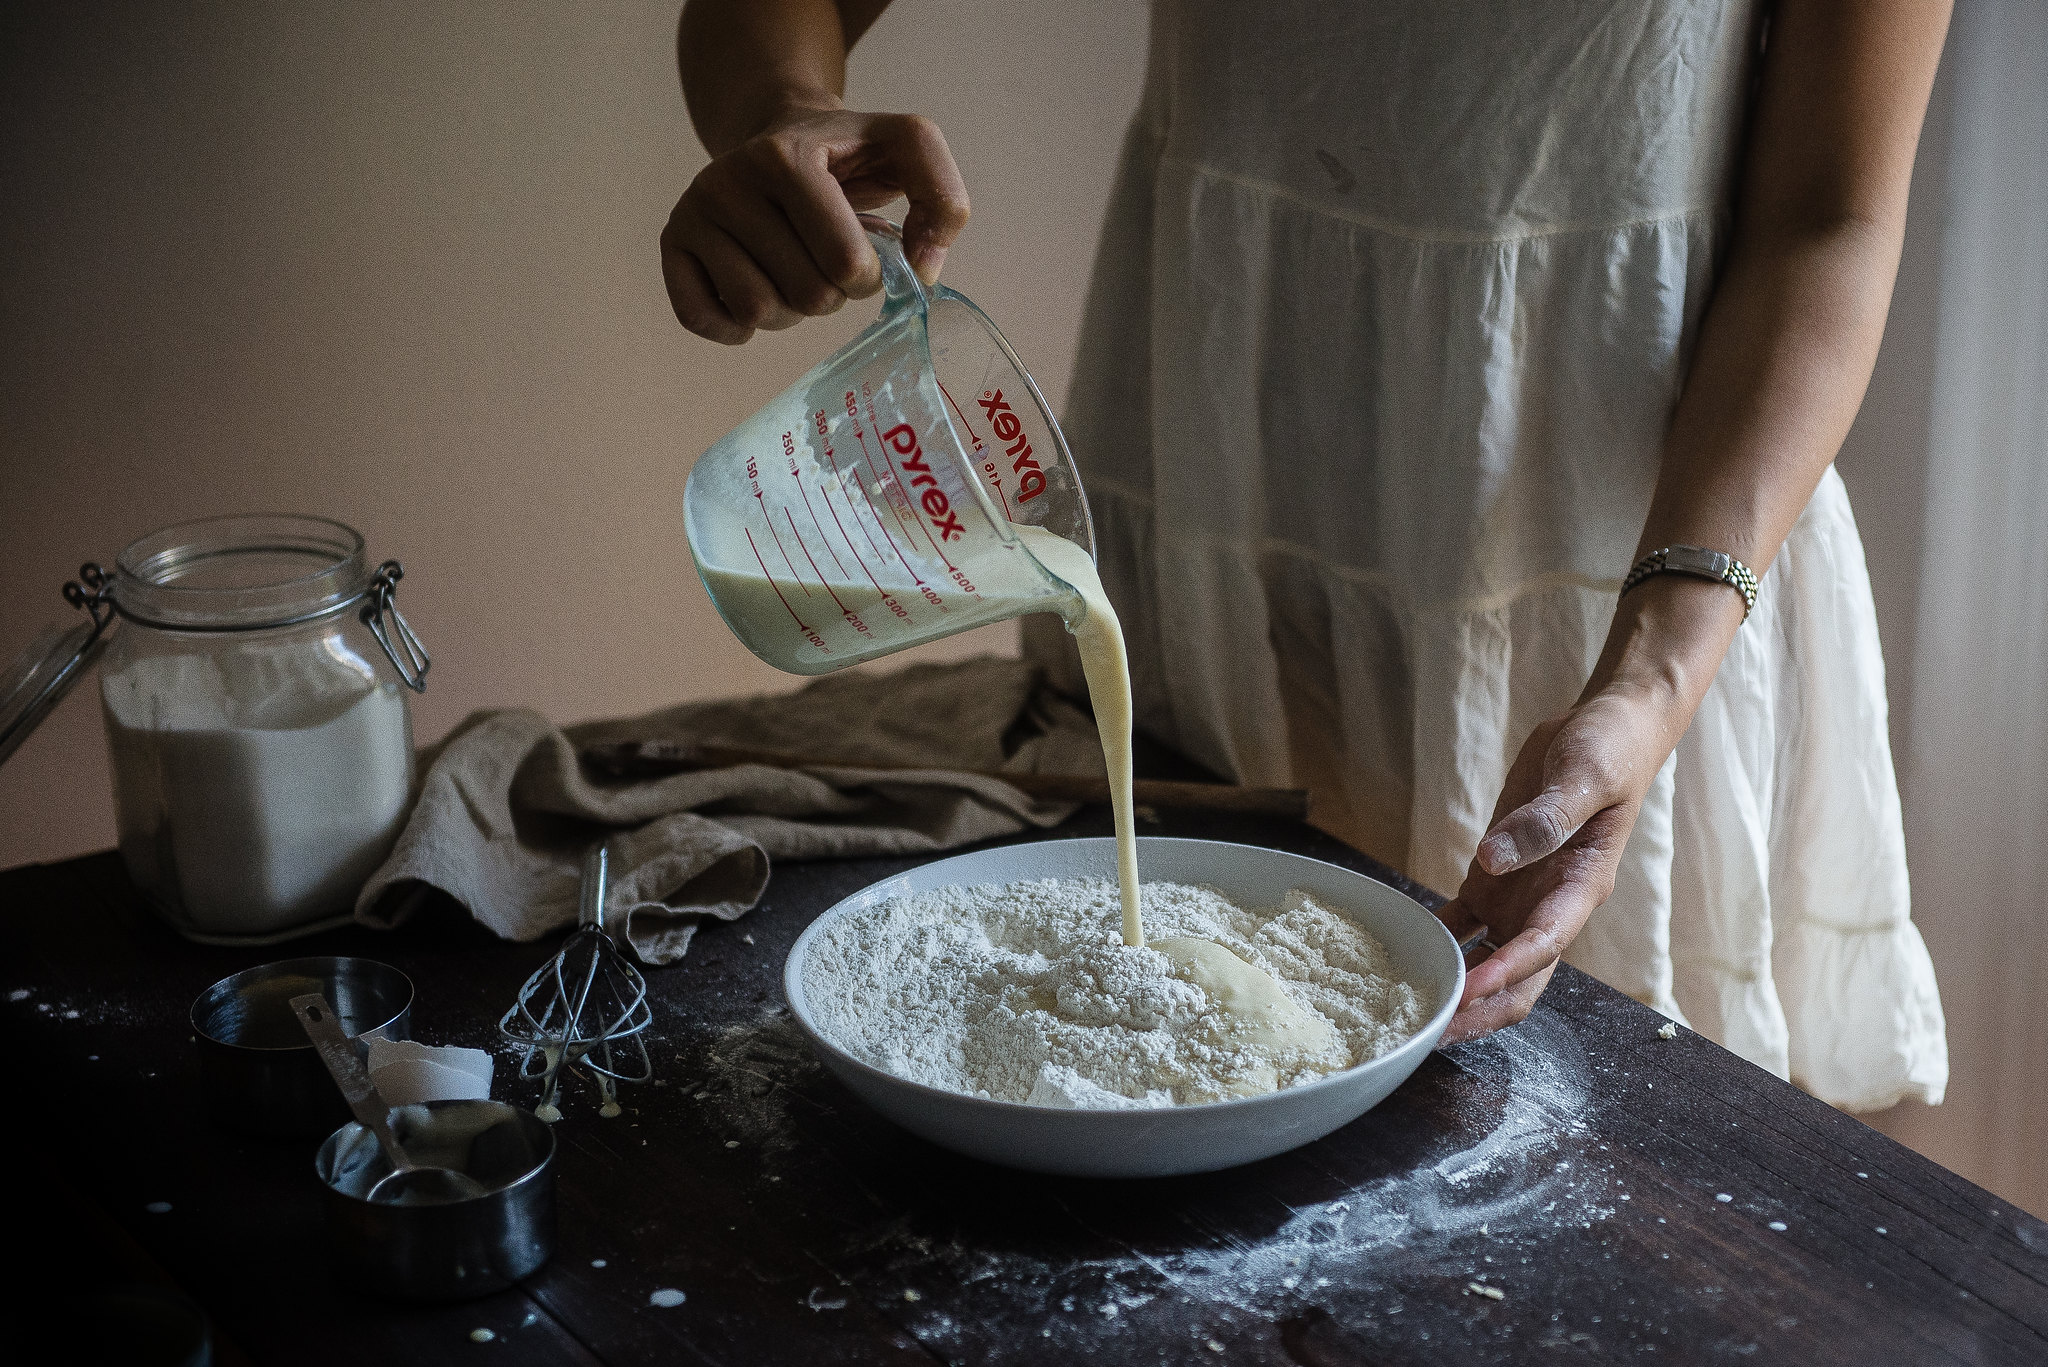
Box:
355;657;1106;965
1020;0;1947;1112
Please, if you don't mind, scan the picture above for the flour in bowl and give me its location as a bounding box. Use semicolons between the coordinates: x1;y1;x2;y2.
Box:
800;877;1428;1107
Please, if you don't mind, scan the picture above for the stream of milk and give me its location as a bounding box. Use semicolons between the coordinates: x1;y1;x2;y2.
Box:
1006;528;1334;1051
1003;526;1143;947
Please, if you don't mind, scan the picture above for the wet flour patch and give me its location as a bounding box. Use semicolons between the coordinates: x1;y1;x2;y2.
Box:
684;1007;830;1160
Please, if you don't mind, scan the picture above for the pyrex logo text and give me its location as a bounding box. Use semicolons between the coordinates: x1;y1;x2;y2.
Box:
977;391;1046;503
883;423;965;542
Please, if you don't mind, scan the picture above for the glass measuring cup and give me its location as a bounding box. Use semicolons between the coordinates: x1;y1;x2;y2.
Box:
683;216;1095;674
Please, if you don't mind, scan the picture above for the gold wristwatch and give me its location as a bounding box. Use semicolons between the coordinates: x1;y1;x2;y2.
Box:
1620;545;1759;620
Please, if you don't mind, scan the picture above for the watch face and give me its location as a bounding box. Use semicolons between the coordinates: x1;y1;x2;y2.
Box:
1663;545;1730;578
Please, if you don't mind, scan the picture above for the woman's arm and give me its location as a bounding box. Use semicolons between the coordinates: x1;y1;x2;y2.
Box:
663;0;968;344
1440;0;1954;1041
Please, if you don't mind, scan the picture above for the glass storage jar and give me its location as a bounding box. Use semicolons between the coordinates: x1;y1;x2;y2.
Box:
5;514;430;943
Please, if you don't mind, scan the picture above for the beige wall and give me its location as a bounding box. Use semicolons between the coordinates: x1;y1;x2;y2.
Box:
0;0;1149;868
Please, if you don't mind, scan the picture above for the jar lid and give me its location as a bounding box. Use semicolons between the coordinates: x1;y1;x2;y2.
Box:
0;612;113;767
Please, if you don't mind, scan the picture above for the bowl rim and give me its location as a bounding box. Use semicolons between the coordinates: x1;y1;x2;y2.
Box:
781;836;1464;1118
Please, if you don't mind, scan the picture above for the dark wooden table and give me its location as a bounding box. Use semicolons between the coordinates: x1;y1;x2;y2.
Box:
4;804;2044;1366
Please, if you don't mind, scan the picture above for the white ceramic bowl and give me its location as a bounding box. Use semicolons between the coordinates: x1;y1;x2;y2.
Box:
783;837;1462;1178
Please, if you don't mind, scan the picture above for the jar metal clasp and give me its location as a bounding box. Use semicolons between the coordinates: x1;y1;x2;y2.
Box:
62;562;119;641
0;565;120;767
361;561;431;693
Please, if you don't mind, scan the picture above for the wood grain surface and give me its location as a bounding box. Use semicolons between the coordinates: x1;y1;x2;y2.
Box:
2;803;2042;1366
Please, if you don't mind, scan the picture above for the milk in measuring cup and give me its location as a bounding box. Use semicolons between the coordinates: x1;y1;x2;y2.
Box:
689;370;1053;667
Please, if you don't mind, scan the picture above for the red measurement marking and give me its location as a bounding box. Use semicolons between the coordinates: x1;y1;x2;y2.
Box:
825;489;907;624
793;470;852;579
838;470;889;566
849;422;950;612
744;527;817;640
784;510;851;615
818;433;891;567
830;398;940;617
818;471;895;599
939;380;1013;520
825;485;874;574
760;503;809;596
838;518;887;595
846;441;944;612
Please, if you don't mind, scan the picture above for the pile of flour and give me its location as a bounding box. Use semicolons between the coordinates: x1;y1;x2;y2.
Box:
801;878;1428;1107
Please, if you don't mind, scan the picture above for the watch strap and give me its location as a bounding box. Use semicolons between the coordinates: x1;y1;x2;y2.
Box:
1621;545;1759;620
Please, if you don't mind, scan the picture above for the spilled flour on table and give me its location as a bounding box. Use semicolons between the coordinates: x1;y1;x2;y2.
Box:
7;985;147;1031
883;1012;1617;1362
884;1011;1609;1301
694;1000;1614;1347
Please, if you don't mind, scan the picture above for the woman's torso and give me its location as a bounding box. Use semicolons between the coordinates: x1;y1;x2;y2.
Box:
1087;0;1769;606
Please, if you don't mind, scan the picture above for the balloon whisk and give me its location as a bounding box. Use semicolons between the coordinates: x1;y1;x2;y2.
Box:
498;844;652;1120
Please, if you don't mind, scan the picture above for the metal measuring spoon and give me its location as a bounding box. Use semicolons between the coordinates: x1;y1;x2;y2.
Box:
291;993;489;1205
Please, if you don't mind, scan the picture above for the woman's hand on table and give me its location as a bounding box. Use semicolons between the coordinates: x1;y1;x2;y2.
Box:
1435;690;1666;1043
1436;574;1744;1044
661;102;969;345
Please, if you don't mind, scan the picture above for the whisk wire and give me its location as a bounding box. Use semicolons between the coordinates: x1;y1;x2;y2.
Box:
497;844;655;1117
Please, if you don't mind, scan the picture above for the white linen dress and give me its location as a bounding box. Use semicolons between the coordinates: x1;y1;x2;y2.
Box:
1023;0;1948;1111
